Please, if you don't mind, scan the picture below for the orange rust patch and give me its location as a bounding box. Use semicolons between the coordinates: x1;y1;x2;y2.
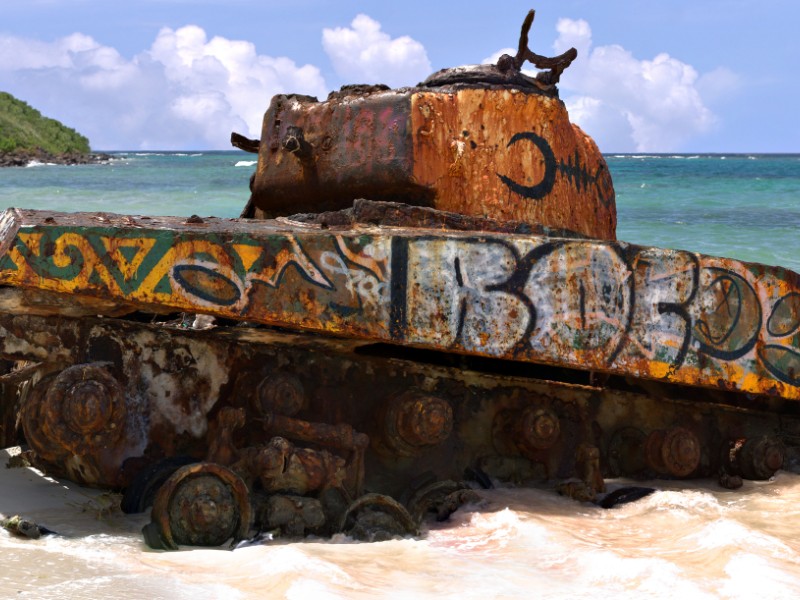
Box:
410;89;616;240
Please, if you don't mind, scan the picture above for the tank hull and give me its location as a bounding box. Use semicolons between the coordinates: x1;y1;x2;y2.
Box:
2;205;799;401
1;305;795;494
0;202;797;540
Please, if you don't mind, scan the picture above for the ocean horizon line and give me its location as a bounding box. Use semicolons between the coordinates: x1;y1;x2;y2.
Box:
90;149;800;157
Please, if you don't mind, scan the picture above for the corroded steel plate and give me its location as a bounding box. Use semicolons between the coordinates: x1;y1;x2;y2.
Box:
1;208;799;401
251;87;615;240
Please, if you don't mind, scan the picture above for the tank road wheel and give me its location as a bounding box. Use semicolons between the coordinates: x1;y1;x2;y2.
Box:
406;480;478;523
46;363;126;454
660;427;701;478
339;493;419;542
19;373;64;464
143;463;251;550
20;363;127;473
737;436;785;480
121;456;197;514
645;427;701;478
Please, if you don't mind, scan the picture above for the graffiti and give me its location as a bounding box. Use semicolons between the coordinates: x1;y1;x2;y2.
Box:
244;236;333;292
497;131;612;205
319;236;390;315
172;264;242;307
759;291;800;386
626;248;697;369
522;242;631;361
1;227;337;314
405;238;532;354
693;267;761;360
3;214;800;396
401;235;800;391
767;292;800;337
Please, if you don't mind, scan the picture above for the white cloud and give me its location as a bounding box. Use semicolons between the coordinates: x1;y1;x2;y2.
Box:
697;67;743;104
0;27;327;150
0;15;433;149
484;19;724;152
551;18;716;152
322;14;431;88
143;25;327;148
0;33;99;70
2;14;726;153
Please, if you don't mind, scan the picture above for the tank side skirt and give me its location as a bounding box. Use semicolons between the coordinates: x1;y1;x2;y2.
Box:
1;208;799;401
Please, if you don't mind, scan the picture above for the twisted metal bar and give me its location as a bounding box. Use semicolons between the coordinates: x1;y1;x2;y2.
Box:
510;9;577;84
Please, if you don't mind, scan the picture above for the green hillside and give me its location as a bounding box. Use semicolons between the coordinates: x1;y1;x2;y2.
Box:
0;91;90;154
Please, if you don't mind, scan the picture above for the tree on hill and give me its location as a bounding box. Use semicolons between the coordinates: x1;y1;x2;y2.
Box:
0;91;91;155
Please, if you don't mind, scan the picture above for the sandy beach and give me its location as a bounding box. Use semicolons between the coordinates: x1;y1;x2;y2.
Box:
5;444;800;599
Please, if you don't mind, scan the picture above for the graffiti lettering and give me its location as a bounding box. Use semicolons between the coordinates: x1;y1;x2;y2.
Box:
759;345;800;386
523;242;631;365
401;238;783;390
172;264;242;307
624;249;698;368
693;267;761;360
767;292;800;337
320;236;390;314
405;238;532;355
5;216;800;397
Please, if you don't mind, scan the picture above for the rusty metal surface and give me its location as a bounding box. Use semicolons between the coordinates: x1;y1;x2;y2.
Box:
288;198;585;238
407;89;614;239
2;208;800;402
150;463;251;549
2;8;795;547
250;87;615;240
0;308;795;495
252;89;419;217
421;10;575;92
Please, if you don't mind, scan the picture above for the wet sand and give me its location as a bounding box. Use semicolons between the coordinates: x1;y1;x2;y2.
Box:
4;446;800;599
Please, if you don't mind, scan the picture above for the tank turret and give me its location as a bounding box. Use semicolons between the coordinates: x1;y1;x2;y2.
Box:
236;10;615;240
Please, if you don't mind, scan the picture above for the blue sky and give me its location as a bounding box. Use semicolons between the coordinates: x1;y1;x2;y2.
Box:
1;0;798;152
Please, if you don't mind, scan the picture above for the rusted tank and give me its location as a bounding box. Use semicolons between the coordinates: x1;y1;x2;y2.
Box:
1;10;799;549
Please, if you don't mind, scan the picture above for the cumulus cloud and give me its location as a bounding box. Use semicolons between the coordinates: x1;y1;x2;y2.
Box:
1;15;724;152
0;27;326;149
0;14;430;149
551;18;717;152
143;25;327;147
322;14;431;88
697;67;743;104
483;20;726;152
0;33;98;70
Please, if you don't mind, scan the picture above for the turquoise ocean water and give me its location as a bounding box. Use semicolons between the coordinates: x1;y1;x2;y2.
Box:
1;152;799;271
609;153;800;271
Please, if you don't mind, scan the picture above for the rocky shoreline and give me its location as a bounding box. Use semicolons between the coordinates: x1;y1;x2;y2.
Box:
0;148;113;167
